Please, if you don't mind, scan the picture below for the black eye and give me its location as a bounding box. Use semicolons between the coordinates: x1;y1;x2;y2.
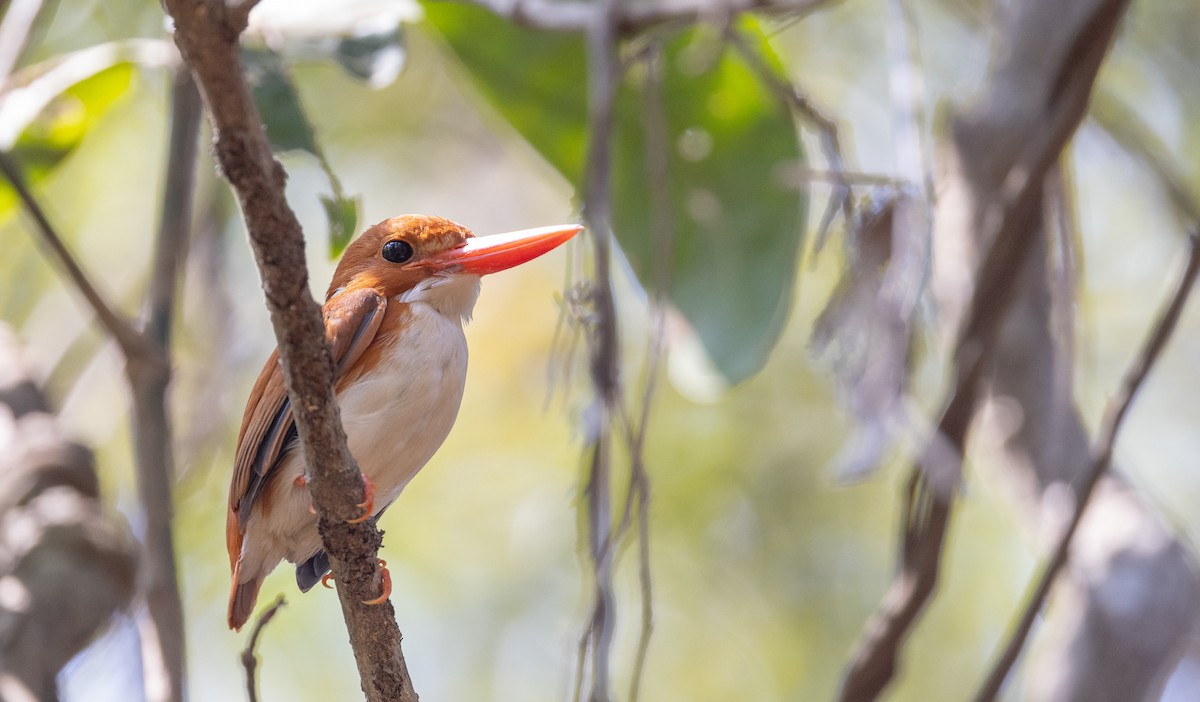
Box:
381;240;414;263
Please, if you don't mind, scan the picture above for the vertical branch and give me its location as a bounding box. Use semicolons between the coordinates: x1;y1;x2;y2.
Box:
580;0;622;698
129;67;202;702
621;43;670;702
162;2;418;700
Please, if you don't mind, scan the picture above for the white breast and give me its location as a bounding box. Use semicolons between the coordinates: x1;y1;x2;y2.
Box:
241;274;481;572
338;300;469;507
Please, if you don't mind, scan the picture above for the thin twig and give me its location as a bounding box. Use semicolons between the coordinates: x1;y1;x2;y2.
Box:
621;45;670;702
578;0;622;697
779;166;905;188
729;30;854;250
241;596;287;702
0;151;144;355
972;231;1200;702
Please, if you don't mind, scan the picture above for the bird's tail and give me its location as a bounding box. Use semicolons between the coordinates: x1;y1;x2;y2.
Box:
227;561;263;631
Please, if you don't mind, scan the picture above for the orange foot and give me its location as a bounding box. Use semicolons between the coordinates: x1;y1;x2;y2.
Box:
346;474;376;524
362;559;392;606
294;474;316;515
317;558;391;606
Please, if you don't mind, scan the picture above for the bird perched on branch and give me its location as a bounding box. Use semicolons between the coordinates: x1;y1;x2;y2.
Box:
226;214;581;630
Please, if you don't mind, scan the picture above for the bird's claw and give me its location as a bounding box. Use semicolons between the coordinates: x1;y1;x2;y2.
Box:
346;474;376;524
317;559;391;605
362;559;392;606
296;473;373;522
294;475;317;515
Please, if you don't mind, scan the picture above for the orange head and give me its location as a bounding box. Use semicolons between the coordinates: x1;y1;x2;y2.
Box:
326;214;582;301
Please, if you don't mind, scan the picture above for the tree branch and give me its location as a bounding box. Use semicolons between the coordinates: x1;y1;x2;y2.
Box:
729;30;855;250
0;151;145;357
972;230;1200;702
241;596;287;702
576;0;622;698
0;121;191;701
839;0;1131;698
160;2;417;700
127;66;203;702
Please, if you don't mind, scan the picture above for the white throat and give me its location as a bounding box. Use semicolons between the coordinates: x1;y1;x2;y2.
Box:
398;273;482;320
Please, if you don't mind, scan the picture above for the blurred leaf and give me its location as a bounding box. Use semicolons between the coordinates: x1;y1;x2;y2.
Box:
424;6;807;382
323;192;361;258
0;63;134;215
244;47;363;258
244;47;319;155
335;27;407;87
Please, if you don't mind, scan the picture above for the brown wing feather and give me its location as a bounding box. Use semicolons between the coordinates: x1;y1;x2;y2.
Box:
225;287;389;570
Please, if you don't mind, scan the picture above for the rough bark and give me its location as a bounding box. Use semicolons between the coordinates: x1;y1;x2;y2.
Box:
160;1;417;700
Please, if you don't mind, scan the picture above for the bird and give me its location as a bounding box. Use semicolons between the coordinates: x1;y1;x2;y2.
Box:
226;214;581;631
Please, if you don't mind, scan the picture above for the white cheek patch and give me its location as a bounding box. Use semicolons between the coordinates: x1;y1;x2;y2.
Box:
398;273;482;321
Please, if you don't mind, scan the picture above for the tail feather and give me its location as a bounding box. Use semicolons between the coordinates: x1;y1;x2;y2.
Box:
228;563;264;632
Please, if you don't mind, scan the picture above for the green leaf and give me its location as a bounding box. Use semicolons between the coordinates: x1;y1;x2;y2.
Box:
424;5;807;382
244;47;320;155
244;47;363;259
323;192;361;258
0;63;134;215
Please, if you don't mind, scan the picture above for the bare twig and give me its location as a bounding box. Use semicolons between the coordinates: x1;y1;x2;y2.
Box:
161;2;417;700
622;44;670;702
241;596;288;702
972;231;1200;702
729;30;854;249
778;166;904;188
130;67;202;702
837;447;954;702
576;0;623;698
0;151;144;355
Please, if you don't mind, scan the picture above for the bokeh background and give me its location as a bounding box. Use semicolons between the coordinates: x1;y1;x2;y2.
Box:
2;0;1199;700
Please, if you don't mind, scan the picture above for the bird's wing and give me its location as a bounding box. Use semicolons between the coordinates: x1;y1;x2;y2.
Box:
226;287;388;567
